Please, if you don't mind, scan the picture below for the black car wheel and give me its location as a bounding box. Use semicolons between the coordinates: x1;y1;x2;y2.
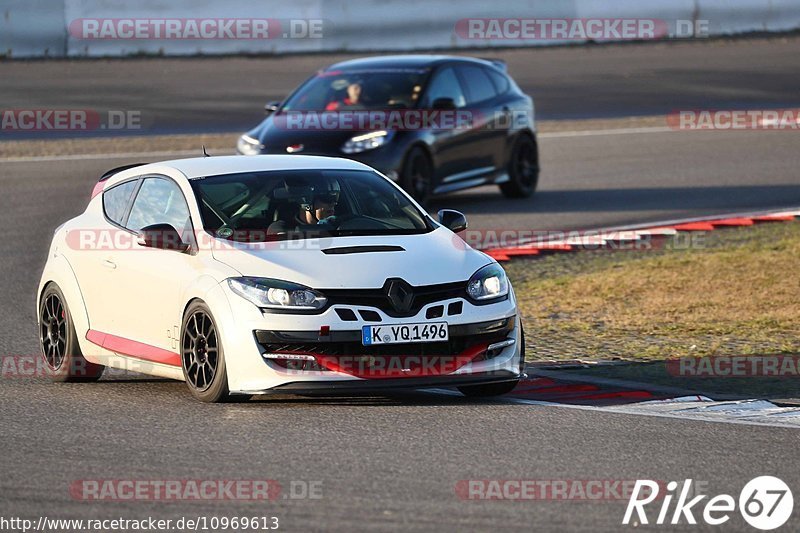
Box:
39;283;104;382
500;135;539;199
401;147;434;204
181;301;233;403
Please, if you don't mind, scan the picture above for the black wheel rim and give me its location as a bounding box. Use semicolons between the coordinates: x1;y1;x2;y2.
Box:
182;311;219;391
40;293;67;370
410;155;431;198
515;142;536;187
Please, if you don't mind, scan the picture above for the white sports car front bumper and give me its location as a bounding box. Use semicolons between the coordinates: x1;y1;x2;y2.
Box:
208;280;523;394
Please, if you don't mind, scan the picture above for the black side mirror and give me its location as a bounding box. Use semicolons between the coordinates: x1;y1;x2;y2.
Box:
432;97;456;110
264;101;281;114
137;223;190;252
438;209;467;233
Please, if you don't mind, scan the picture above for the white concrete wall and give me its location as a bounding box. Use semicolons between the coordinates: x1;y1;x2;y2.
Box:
2;0;799;58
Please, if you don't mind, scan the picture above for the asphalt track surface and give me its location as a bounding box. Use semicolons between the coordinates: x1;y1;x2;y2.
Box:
2;38;800;532
1;36;799;135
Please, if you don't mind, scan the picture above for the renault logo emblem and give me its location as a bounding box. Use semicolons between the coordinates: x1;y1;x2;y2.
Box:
385;279;415;314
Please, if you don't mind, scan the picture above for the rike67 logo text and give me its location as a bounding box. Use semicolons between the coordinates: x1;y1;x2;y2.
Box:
624;477;793;530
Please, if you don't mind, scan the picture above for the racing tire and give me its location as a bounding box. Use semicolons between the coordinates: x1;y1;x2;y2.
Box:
401;147;434;205
39;283;104;382
181;301;237;403
500;135;539;199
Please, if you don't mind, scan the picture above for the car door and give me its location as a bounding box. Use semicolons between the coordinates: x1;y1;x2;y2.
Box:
453;64;506;174
109;176;197;357
420;65;478;184
68;178;141;338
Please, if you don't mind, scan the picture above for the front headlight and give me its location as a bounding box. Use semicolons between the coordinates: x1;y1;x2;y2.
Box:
466;264;509;302
341;130;391;154
227;277;327;310
237;134;263;156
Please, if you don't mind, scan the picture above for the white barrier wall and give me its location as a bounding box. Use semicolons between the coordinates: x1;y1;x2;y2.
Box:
3;0;800;58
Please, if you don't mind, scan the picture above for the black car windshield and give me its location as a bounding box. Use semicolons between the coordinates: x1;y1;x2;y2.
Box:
281;69;429;111
190;169;432;242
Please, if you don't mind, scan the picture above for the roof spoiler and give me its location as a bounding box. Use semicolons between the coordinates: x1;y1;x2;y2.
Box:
481;58;507;72
98;162;147;183
91;162;147;199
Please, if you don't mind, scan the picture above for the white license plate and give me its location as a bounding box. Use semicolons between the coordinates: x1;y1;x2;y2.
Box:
362;322;449;346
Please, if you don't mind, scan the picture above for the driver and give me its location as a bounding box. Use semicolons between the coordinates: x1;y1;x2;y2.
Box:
267;177;341;235
325;80;364;111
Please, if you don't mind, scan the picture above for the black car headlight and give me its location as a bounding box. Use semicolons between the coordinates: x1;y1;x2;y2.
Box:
466;264;509;303
227;277;327;310
341;130;391;154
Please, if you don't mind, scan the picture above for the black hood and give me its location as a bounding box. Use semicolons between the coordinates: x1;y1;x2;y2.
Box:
249;114;372;156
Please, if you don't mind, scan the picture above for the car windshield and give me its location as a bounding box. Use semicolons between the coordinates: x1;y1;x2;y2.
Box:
190;169;432;242
281;69;429;111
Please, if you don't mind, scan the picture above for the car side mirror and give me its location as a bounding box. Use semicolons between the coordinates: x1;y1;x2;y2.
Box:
137;223;190;252
438;209;467;233
432;97;456;110
264;101;281;114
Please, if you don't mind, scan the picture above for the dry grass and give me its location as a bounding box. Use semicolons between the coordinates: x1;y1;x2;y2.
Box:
509;221;800;360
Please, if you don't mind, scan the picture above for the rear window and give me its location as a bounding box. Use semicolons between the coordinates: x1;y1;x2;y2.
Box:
458;65;497;104
487;69;510;95
102;180;138;225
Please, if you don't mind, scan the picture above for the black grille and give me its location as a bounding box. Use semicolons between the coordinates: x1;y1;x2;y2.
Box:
323;279;467;318
257;329;508;358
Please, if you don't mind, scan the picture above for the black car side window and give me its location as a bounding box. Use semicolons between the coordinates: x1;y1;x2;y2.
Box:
423;67;467;108
486;68;510;95
102;180;138;226
458;65;498;105
126;177;192;238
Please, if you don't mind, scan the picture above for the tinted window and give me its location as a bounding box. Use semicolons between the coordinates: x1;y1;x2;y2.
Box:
190;169;430;241
487;69;510;94
458;65;497;104
102;180;138;225
127;178;191;238
282;69;427;111
423;67;466;108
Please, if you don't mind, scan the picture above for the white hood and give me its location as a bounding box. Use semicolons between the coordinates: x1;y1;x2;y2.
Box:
210;227;491;288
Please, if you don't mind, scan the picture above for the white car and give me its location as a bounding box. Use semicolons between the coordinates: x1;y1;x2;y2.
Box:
38;155;524;402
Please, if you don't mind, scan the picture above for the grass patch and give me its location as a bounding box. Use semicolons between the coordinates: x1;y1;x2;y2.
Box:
505;221;800;361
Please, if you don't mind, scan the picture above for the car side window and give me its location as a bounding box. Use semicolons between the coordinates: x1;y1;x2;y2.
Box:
458;65;497;105
486;68;510;95
126;177;192;238
423;67;467;108
102;180;138;226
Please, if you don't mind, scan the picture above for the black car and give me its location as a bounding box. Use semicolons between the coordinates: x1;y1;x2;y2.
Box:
237;55;538;203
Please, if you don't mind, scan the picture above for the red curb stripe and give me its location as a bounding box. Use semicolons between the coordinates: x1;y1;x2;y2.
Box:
501;248;541;256
710;218;754;227
512;383;600;395
752;214;797;222
564;390;654;401
670;222;716;231
486;251;511;261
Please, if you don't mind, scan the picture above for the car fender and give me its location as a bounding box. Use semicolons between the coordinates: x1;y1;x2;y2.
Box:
37;253;95;358
189;279;264;392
